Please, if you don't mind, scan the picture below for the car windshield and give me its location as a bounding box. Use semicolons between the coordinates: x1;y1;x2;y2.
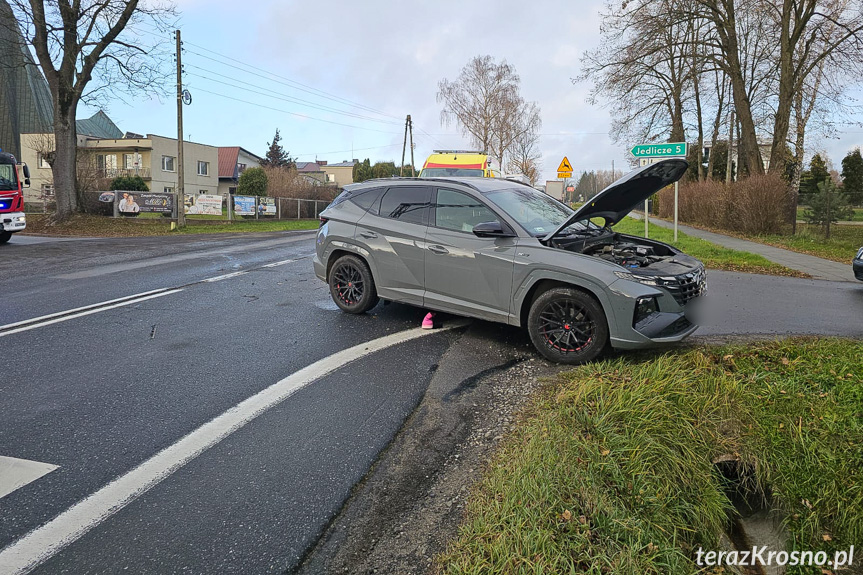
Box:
421;168;484;177
0;164;17;191
485;187;596;236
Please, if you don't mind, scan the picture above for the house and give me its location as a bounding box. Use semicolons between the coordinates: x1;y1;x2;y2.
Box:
295;161;328;185
321;160;357;187
218;146;263;197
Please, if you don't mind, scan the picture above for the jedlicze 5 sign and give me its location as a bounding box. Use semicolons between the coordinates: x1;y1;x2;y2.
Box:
630;142;688;158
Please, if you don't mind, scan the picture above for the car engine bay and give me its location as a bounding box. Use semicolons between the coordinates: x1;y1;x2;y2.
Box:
549;227;681;268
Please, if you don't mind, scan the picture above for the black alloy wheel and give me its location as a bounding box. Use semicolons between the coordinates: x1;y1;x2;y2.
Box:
328;254;379;314
527;287;608;364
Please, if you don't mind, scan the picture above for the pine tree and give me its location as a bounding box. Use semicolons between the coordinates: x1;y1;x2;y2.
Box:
804;179;853;238
260;129;295;168
353;159;373;182
841;148;863;205
799;153;830;204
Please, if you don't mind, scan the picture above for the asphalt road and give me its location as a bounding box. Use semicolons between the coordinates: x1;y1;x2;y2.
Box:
1;232;861;574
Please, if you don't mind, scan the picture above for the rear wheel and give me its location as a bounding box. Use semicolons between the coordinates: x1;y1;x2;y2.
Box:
527;287;608;364
328;255;379;314
0;231;11;244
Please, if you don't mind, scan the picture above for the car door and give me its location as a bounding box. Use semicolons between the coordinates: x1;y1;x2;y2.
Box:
354;184;431;306
424;187;517;322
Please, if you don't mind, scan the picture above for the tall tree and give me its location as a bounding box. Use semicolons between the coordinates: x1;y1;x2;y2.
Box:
799;152;830;202
260;129;294;168
6;0;175;220
841;148;863;206
437;55;541;168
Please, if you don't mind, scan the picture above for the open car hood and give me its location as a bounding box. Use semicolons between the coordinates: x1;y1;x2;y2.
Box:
544;158;688;240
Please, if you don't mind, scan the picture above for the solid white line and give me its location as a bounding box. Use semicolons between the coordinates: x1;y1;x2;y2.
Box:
201;271;248;282
0;321;466;574
0;288;172;331
0;290;185;339
260;259;295;268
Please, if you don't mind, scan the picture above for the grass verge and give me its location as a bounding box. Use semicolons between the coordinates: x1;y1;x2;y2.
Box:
747;224;863;265
438;339;863;575
22;214;319;236
797;206;863;223
613;217;807;277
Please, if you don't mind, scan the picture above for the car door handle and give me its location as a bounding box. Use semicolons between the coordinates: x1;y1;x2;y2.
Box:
359;231;378;239
428;245;449;255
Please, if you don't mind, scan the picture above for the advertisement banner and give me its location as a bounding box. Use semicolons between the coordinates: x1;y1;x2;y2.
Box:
138;192;174;214
185;194;223;215
258;197;276;216
234;195;256;215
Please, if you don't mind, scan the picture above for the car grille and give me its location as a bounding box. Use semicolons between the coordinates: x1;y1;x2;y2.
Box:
656;267;707;306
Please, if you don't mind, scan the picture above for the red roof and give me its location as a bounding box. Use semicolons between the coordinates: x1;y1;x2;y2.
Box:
218;147;240;179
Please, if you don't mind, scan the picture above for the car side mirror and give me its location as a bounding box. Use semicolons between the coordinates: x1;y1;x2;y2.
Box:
22;163;31;187
473;221;515;238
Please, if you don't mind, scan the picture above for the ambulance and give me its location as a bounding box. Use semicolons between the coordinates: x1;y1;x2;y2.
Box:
418;150;501;178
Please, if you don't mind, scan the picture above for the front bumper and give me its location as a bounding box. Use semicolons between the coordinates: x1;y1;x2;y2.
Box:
0;211;26;232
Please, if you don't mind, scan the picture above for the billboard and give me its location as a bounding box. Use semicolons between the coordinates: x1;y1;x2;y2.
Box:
185;194;223;215
108;191;174;214
234;195;256;215
258;197;276;216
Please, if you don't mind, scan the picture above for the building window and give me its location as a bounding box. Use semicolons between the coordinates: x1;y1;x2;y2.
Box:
237;163;247;173
197;161;209;176
162;155;175;172
37;153;51;169
124;153;141;170
228;186;237;194
164;186;174;194
326;173;335;183
199;189;207;194
41;184;54;197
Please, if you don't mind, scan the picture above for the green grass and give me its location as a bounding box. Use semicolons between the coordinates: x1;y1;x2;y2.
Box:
613;217;806;277
23;213;319;236
439;339;863;575
749;224;863;264
797;206;863;222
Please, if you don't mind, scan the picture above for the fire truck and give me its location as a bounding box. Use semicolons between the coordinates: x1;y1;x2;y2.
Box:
0;148;29;244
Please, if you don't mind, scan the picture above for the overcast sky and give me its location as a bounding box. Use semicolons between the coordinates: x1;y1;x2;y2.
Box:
78;0;863;181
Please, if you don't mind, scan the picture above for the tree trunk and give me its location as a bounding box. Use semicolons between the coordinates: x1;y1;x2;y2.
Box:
51;111;78;220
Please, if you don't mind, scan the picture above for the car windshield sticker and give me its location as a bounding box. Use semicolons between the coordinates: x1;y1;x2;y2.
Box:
534;227;545;232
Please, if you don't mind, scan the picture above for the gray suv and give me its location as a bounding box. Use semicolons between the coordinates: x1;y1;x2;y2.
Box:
313;159;705;364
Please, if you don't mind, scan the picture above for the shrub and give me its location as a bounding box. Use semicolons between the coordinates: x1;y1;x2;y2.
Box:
658;174;790;235
238;167;268;196
110;175;149;192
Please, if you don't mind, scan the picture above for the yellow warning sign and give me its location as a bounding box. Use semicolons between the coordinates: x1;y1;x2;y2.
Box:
557;157;573;173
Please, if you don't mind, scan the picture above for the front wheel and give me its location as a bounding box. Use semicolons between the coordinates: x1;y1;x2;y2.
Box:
0;231;12;244
527;288;608;364
328;255;379;314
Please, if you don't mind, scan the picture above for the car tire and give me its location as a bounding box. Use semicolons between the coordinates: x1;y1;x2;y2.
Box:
0;231;11;245
527;287;608;364
328;254;379;314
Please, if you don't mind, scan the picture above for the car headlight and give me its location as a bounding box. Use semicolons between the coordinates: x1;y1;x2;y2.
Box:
614;271;658;286
14;215;25;222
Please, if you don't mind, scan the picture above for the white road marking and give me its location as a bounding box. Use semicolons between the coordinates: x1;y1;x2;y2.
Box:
0;457;59;500
0;321;467;575
0;290;184;338
260;259;295;268
201;271;248;282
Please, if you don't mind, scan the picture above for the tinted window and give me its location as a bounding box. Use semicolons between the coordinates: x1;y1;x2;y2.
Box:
349;187;383;214
379;186;430;225
434;188;497;233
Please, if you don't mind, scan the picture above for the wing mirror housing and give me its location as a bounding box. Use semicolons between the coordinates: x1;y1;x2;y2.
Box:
22;163;31;187
472;221;516;238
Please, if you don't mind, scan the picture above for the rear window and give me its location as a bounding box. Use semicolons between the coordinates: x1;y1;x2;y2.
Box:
379;186;430;225
349;187;383;214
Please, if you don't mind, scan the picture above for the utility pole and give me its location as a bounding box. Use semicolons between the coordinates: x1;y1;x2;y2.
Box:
408;115;415;177
175;30;185;227
400;115;409;177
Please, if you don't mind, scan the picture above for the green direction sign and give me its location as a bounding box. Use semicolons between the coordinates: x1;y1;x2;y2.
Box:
630;142;687;158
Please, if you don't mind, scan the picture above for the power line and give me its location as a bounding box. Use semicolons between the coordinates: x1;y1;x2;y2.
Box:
185;65;402;126
294;142;403;158
190;88;402;135
183;44;401;122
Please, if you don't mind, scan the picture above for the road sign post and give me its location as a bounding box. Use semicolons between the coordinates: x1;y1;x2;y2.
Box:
631;143;687;241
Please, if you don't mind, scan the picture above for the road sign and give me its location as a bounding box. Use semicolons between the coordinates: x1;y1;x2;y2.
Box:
557;171;571;179
630;142;687;159
557;157;573;172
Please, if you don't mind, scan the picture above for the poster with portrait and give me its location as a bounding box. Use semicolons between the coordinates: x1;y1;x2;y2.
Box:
258;197;276;216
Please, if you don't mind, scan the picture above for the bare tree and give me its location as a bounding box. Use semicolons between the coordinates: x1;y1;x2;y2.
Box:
506;127;541;184
437;55;542;168
6;0;175;220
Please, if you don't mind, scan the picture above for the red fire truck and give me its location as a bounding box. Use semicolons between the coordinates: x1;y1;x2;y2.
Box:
0;148;29;244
